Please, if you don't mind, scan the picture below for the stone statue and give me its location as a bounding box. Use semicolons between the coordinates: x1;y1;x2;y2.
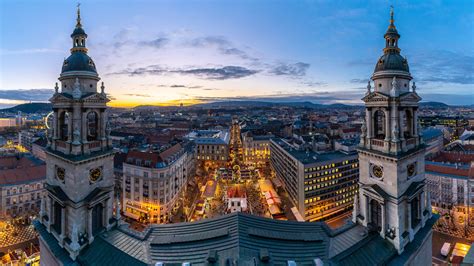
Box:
361;119;367;137
54;82;59;94
106;121;112;136
391;123;399;142
100;82;105;94
72;128;81;145
70;222;81;251
412;82;417;93
366;80;372;95
72;78;82;99
39;197;46;217
115;196;121;220
390;76;399;97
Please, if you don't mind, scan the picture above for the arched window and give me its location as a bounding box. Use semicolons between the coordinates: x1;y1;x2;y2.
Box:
373;110;386;139
402;109;413;138
59;111;70;141
370;199;382;232
87;111;99;141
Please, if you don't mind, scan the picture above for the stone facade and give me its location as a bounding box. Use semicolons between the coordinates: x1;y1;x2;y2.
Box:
38;6;116;263
353;7;433;256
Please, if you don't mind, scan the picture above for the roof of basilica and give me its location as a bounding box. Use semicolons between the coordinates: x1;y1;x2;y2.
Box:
374;52;409;73
34;212;438;266
62;52;97;74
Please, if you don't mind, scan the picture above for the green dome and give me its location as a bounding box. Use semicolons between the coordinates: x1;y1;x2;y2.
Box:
374;53;409;72
71;27;86;37
62;52;97;74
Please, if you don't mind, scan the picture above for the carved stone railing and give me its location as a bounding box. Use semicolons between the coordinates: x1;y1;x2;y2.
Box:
371;139;385;147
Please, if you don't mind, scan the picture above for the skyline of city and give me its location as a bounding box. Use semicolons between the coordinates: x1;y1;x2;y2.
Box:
0;2;473;264
1;0;473;109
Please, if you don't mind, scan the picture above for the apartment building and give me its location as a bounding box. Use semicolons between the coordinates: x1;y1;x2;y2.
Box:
0;155;46;218
122;141;194;223
270;138;359;222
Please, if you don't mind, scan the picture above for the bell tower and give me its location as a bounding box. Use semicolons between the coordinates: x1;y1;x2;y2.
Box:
353;7;432;254
39;5;116;261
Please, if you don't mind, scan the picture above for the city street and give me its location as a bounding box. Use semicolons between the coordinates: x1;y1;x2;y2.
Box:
432;231;472;265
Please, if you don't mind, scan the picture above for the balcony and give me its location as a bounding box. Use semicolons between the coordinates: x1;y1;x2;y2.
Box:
370;139;384;147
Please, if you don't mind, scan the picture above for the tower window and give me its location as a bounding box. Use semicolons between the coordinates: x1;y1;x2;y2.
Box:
87;111;99;141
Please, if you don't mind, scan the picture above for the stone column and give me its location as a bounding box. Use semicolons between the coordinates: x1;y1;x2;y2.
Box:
407;201;413;241
67;111;73;142
366;109;372;149
82;110;88;143
59;206;66;247
88;208;94;244
381;202;386;238
101;110;107;140
399;109;405;141
363;195;369;226
105;199;112;230
53;111;58;139
420;192;426;227
46;197;52;232
384;109;391;141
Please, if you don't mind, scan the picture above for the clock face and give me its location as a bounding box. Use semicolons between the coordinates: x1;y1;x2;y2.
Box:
89;168;102;183
407;163;416;178
56;167;65;182
372;165;384;179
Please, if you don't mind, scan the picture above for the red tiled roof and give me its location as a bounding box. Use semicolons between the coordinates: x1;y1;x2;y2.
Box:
159;143;182;162
0;164;46;186
125;150;161;167
425;163;471;178
430;152;474;164
227;185;247;198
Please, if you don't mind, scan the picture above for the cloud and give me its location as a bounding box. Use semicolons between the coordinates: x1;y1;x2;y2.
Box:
411;50;474;85
187;36;259;62
123;93;151;97
350;78;370;84
269;62;310;76
0;89;53;101
0;48;63;55
139;37;169;48
111;65;259;80
301;81;328;87
177;66;258;80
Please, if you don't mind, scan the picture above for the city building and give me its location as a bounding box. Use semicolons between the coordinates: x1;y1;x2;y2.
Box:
122;141;194;223
31;137;48;161
18;130;41;152
353;7;435;262
241;131;272;168
421;127;444;156
0;155;46;218
270;138;359;222
226;185;248;213
425;142;474;227
186;129;230;168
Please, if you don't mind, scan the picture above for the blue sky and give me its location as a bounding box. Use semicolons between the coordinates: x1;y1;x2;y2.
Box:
0;0;473;107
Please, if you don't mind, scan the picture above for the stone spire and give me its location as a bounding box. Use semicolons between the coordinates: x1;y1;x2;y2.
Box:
383;6;401;54
76;3;82;28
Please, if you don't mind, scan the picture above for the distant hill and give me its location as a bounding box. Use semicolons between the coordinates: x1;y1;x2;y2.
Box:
0;103;52;113
419;101;450;108
189;101;360;109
